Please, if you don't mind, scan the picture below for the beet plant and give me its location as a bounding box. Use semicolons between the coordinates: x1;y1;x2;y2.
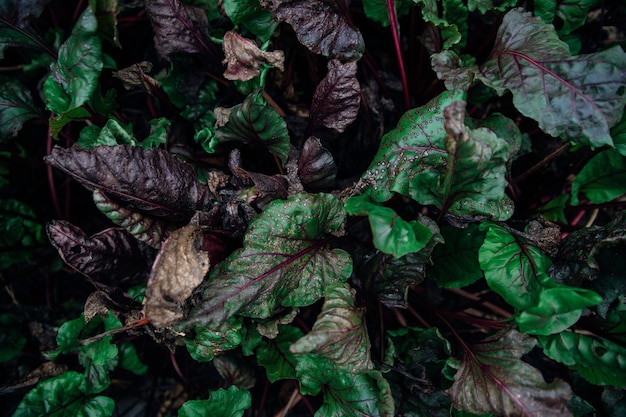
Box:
1;0;626;416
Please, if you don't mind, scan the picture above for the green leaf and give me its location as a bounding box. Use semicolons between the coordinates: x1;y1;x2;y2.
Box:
0;313;25;361
180;193;351;329
44;7;103;115
0;198;44;269
429;223;485;288
612;110;626;156
0;16;53;59
477;8;626;148
415;0;464;51
144;117;170;148
447;328;573;417
571;149;626;205
362;0;417;27
214;89;290;163
479;222;553;310
516;286;602;335
89;0;120;46
185;317;244;362
290;283;372;373
363;91;516;221
0;77;42;140
118;341;148;375
256;324;304;382
178;386;251;417
77;118;135;148
467;0;517;13
12;371;115;417
534;0;598;35
223;0;278;41
538;331;626;388
345;195;434;258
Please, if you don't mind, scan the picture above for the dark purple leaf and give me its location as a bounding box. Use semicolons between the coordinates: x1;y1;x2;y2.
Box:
222;31;284;81
44;145;214;222
46;221;150;286
266;0;364;62
308;59;360;133
297;136;337;189
145;0;214;60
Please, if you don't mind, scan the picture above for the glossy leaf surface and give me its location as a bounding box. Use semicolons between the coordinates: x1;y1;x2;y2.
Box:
571;149;626;205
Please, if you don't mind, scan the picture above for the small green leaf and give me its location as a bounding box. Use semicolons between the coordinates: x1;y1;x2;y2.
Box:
429;224;485;288
144;117;170;147
0;77;42;140
185;317;244;362
538;331;626;388
223;0;278;41
345;195;434;258
571;149;626;205
119;341;148;375
468;0;517;13
256;325;303;382
516;286;602;335
77;118;135;148
214;89;289;163
178;386;251;417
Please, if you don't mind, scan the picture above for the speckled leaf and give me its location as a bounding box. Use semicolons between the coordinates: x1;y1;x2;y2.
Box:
447;328;573;417
93;189;169;249
179;193;351;329
298;136;337;189
45;145;214;222
145;220;211;328
46;220;149;285
185;317;243;362
266;0;364;62
222;31;284;81
290;283;372;373
256;324;304;382
145;0;212;60
571;149;626;205
477;8;626;148
308;59;360;133
214;90;290;163
0;77;42;140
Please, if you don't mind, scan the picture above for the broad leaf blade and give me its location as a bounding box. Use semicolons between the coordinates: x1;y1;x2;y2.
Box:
447;328;573;417
308;59;360;133
256;324;303;382
180;193;351;329
223;0;278;41
571;149;626;205
290;283;373;373
477;8;626;148
266;0;364;62
44;145;214;222
298;136;337;189
179;386;251;417
0;77;42;140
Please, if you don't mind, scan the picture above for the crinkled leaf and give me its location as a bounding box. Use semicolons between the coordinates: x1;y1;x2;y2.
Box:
571;149;626;205
308;59;360;133
467;0;517;13
222;31;284;81
0;198;44;269
362;0;418;27
77;118;134;148
345;195;435;258
534;0;598;35
214;89;290;163
363;91;516;221
179;193;351;329
145;0;213;60
266;0;364;62
477;8;626;148
0;77;42;140
223;0;278;41
179;386;251;417
538;331;626;388
415;0;464;51
0;313;25;362
290;283;372;373
44;145;214;222
46;220;149;285
12;371;114;417
430;50;477;91
145;220;211;328
93;189;169;248
44;7;102;115
298;136;337;189
429;223;485;288
185;317;243;362
447;328;573;417
516;286;602;335
119;341;148;375
256;324;303;382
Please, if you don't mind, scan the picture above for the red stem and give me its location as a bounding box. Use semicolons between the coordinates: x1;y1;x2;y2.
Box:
386;0;410;110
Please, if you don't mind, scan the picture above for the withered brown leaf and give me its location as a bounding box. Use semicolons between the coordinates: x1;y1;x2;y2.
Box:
222;31;284;81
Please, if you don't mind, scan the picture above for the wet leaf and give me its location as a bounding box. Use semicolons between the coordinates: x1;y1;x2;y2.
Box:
538;331;626;388
256;324;303;382
291;283;372;373
571;149;626;205
477;8;626;148
178;386;251;417
0;77;42;140
93;188;169;249
222;31;284;81
214;89;290;163
45;145;214;222
298;136;337;189
447;328;573;417
46;220;149;285
266;0;364;62
145;0;213;60
144;219;211;328
179;193;351;329
308;59;360;133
